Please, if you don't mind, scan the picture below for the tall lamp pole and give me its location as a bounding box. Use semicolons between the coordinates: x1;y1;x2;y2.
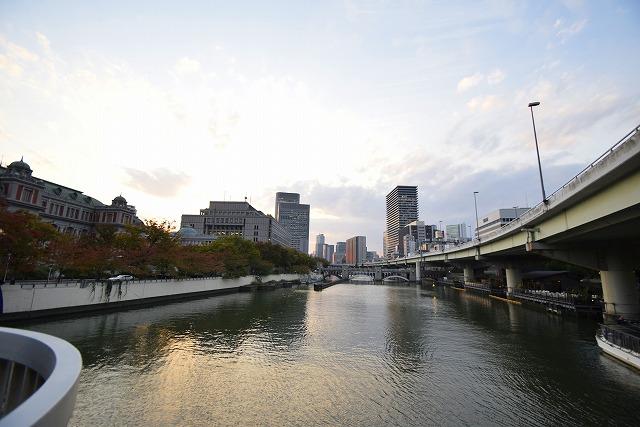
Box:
473;191;480;242
528;101;547;202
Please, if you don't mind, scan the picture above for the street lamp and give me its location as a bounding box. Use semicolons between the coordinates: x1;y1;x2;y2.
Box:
528;101;547;203
473;191;480;242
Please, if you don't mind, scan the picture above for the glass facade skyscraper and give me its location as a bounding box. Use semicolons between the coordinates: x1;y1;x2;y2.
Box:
275;192;310;254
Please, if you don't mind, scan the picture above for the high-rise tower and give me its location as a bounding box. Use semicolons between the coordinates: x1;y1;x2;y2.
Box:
275;192;310;254
385;186;418;259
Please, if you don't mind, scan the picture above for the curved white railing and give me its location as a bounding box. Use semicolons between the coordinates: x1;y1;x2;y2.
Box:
0;327;82;427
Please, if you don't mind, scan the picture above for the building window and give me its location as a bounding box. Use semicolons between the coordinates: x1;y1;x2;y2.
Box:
21;188;33;203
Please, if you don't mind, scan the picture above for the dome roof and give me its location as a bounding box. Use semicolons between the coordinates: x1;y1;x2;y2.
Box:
7;157;32;173
178;227;199;236
112;195;127;206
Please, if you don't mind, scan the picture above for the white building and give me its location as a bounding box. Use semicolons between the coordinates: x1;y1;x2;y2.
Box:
180;201;293;248
476;208;530;240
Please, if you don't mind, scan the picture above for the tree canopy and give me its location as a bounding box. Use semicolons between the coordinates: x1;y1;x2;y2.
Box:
0;205;322;280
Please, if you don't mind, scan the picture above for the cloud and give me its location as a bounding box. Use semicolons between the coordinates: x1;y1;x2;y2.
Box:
457;72;483;93
487;69;505;85
556;19;588;43
124;168;192;198
466;95;502;111
173;57;201;76
0;54;22;76
35;32;51;53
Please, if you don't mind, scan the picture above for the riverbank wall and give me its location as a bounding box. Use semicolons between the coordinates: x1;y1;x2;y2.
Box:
0;274;301;322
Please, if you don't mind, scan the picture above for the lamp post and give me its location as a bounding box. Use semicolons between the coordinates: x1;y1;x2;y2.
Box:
473;191;480;242
528;101;547;202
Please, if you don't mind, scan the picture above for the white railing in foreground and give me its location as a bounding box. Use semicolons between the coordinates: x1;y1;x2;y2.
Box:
0;327;82;427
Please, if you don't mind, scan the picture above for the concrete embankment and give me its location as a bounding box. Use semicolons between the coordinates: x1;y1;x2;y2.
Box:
314;278;346;291
0;274;300;322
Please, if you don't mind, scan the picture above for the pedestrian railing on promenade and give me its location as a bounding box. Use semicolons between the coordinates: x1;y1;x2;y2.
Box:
511;289;601;310
0;327;82;426
598;324;640;355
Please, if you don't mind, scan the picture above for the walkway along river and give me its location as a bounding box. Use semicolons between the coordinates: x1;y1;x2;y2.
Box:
18;283;640;426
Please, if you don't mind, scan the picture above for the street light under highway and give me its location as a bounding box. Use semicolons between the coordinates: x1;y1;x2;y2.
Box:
528;101;547;203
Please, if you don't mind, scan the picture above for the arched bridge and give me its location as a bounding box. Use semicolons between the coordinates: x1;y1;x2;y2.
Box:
319;266;416;281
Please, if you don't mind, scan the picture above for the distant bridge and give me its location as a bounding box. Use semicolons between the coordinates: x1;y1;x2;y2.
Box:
319;266;416;281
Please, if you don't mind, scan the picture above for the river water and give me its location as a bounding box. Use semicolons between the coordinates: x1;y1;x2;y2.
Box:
23;283;640;426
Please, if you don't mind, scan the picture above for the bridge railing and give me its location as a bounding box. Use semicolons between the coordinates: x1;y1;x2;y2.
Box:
0;327;82;427
376;123;640;263
478;123;640;245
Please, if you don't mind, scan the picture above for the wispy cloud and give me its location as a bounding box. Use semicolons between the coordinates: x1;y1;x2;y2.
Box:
173;57;201;76
466;95;502;111
487;69;505;85
556;18;588;44
457;73;483;93
124;168;192;198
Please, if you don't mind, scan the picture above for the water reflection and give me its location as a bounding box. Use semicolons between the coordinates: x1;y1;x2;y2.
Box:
19;283;640;426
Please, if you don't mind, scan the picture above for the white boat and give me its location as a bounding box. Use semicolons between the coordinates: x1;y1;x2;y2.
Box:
596;324;640;370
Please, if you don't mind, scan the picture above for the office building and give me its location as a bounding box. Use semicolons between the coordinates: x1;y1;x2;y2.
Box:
477;207;530;240
382;231;388;259
346;236;367;265
385;186;418;259
0;158;140;235
446;223;468;242
398;220;427;256
180;201;292;247
334;241;346;264
314;234;325;257
324;244;334;263
274;192;310;254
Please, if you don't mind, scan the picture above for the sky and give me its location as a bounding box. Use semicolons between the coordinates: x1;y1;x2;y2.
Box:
1;0;639;254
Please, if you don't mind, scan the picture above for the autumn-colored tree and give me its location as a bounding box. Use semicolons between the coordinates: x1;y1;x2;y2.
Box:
1;202;317;280
0;204;57;279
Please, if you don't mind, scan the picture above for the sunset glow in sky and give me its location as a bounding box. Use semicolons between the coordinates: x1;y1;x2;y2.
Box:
1;1;639;252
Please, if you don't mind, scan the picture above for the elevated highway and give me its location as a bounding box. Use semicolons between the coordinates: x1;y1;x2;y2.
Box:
371;124;640;320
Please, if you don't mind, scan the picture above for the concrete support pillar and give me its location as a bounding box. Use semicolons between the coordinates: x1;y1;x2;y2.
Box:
374;267;382;281
600;252;639;321
409;266;417;282
463;266;475;284
415;262;421;282
505;267;522;296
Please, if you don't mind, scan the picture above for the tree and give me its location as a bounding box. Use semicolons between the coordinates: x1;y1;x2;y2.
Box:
0;204;57;279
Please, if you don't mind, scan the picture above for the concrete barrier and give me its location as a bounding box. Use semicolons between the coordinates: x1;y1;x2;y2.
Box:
0;274;300;321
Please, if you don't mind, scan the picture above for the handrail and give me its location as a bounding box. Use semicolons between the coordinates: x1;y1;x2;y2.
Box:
372;123;640;264
599;324;640;355
0;327;82;427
